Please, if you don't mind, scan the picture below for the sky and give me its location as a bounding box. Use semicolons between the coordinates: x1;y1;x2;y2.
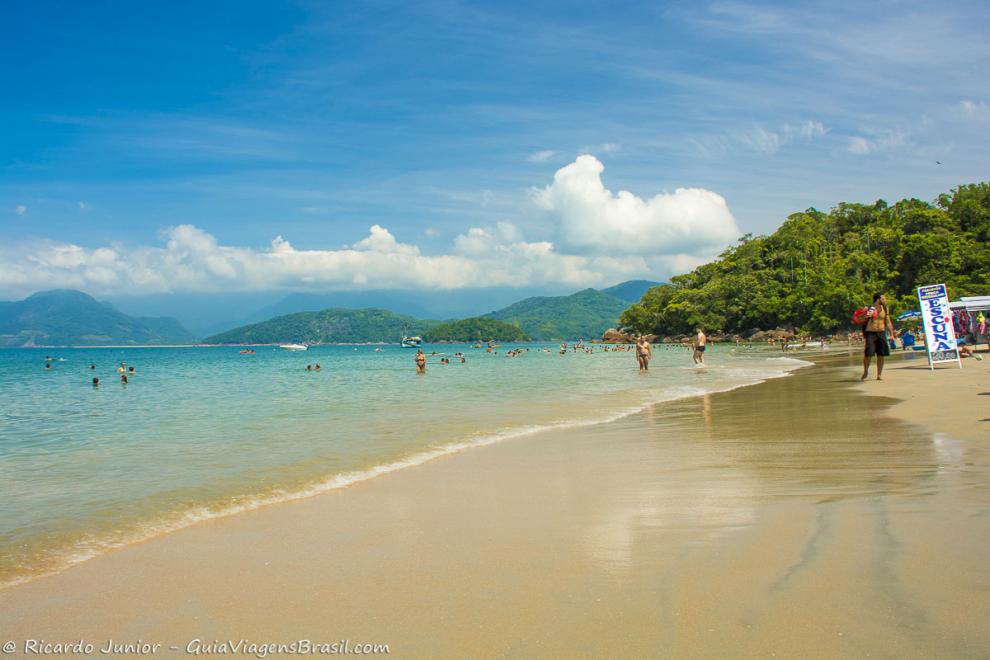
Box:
2;0;988;299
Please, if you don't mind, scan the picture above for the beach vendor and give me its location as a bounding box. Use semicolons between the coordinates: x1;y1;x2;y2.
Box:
861;293;895;381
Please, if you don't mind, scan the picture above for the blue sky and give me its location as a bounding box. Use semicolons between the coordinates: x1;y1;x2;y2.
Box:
2;0;988;297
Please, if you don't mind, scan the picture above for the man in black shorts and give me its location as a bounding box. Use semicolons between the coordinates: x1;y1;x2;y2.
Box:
862;292;895;381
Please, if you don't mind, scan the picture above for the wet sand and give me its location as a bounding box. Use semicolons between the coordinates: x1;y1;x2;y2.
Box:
854;350;990;442
2;359;989;658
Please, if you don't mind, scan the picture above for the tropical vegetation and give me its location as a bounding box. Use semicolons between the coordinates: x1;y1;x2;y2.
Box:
620;183;990;336
203;308;439;344
486;288;627;340
422;317;529;342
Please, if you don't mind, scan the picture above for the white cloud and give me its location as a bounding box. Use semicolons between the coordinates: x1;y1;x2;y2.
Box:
737;120;827;154
527;149;557;162
738;127;782;154
77;201;88;210
0;222;644;297
848;136;873;155
0;156;744;297
533;154;740;256
847;130;907;155
960;99;989;118
787;120;827;141
15;205;27;216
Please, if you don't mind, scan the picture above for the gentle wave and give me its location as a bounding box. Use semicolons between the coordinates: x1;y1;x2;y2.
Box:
0;356;812;590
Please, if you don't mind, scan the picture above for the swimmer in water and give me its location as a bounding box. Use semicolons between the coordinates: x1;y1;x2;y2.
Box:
92;377;99;387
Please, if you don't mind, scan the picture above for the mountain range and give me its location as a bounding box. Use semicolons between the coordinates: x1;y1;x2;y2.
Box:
0;280;663;346
0;290;196;347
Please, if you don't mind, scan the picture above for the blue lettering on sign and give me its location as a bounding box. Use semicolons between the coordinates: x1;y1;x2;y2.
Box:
935;341;952;350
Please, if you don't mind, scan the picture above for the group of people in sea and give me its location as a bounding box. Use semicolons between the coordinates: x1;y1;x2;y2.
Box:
45;358;136;386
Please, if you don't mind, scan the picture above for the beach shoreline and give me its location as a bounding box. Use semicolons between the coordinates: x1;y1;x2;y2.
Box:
2;354;988;657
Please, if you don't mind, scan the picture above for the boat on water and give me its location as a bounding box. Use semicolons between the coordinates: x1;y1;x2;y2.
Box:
279;343;308;351
401;336;423;348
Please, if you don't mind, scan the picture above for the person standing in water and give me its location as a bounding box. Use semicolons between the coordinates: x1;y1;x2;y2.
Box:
414;349;427;374
693;327;707;365
636;335;652;371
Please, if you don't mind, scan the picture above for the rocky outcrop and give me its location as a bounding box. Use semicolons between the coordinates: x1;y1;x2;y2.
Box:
602;328;636;343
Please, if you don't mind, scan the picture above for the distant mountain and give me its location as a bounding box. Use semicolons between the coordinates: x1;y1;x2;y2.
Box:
203;308;441;344
0;290;197;347
112;287;573;336
423;317;529;343
601;280;664;302
486;288;628;340
243;292;439;327
108;291;284;336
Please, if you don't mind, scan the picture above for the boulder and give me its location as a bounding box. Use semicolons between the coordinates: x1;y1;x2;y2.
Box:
602;328;636;343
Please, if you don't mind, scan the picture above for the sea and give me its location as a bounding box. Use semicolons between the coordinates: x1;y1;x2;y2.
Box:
0;342;816;588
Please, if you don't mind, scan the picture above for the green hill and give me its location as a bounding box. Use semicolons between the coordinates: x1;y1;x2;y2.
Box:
486;288;627;340
620;182;990;336
601;280;664;302
423;317;529;342
0;289;196;346
203;308;440;344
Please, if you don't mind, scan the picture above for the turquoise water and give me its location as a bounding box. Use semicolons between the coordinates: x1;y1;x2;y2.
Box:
0;343;813;587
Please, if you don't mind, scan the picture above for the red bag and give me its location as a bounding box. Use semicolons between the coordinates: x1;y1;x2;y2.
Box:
851;308;871;326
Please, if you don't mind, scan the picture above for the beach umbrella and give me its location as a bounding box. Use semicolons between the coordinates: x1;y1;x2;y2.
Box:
897;310;921;320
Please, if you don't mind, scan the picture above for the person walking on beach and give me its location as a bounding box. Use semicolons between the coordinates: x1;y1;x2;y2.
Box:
693;327;707;365
414;349;427;374
861;292;895;381
636;335;652;371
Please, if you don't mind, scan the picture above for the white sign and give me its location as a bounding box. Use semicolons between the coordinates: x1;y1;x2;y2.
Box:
917;283;962;370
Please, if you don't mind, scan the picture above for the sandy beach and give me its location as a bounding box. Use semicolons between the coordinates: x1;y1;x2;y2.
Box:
1;353;988;658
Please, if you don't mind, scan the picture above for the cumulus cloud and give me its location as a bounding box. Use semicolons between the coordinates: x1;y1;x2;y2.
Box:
15;205;27;216
533;154;740;256
0;223;642;297
0;156;744;297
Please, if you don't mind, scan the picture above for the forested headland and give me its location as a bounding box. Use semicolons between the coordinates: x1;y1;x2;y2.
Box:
620;183;990;336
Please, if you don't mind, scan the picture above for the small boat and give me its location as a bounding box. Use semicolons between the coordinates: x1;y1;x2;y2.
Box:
279;343;308;351
401;336;422;348
239;349;256;354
